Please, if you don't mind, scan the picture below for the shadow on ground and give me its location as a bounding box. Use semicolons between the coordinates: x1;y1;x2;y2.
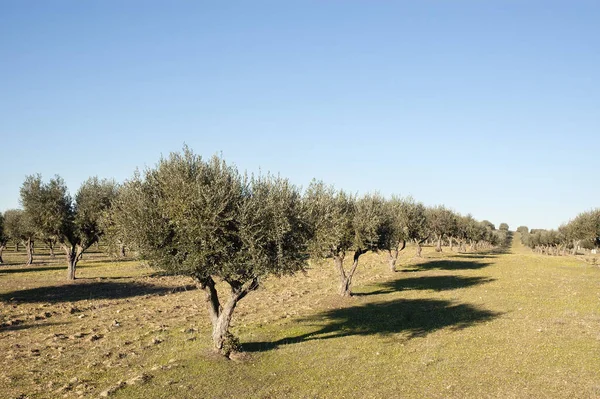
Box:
243;298;500;352
403;259;492;272
0;281;196;304
354;275;494;296
0;266;64;275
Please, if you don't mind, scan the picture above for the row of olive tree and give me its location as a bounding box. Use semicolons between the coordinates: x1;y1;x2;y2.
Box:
4;148;507;356
10;175;118;279
519;209;600;255
102;148;508;356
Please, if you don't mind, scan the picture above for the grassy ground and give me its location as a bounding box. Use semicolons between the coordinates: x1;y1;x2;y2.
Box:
1;236;599;398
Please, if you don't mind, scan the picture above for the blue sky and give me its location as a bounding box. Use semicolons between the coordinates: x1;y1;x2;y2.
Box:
1;1;598;230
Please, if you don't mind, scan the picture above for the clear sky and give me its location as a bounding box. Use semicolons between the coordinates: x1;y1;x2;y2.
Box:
1;1;598;230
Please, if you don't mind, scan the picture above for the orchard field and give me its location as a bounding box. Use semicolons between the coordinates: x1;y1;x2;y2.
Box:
1;234;599;399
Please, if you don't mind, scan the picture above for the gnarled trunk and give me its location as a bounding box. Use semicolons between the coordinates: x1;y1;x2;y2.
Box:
435;235;443;252
414;239;423;258
448;237;454;251
25;238;34;266
62;243;85;280
334;249;367;297
388;240;406;272
197;276;258;357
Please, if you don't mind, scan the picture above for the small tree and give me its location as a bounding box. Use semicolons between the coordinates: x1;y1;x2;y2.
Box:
20;175;117;279
516;226;528;235
399;197;428;257
109;149;310;356
426;205;456;252
0;212;6;263
305;181;383;296
3;209;35;264
499;223;509;231
379;196;408;272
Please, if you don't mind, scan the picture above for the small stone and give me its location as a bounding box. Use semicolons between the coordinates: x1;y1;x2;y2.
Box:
77;314;86;319
151;337;163;345
69;377;79;384
88;334;103;342
127;373;152;385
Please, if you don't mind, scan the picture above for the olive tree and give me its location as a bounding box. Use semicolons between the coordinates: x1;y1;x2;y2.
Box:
3;209;35;264
304;181;383;296
109;150;310;357
426;205;456;252
399;197;428;257
379;196;408;272
0;212;6;263
20;175;117;279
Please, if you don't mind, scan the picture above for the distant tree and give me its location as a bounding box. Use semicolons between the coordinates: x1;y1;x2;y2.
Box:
109;149;310;357
379;196;408;272
3;209;35;264
399;197;428;257
305;181;383;296
0;212;6;263
426;205;456;252
499;223;509;231
20;175;117;279
481;220;495;231
516;226;528;235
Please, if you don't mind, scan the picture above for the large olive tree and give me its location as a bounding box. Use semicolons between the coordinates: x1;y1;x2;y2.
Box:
109;149;310;357
20;175;117;279
304;181;383;297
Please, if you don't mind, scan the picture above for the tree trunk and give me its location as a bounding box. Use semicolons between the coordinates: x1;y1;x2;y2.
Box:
119;243;126;258
436;235;442;252
334;249;366;297
449;237;454;251
387;240;406;272
15;242;20;252
25;238;33;266
572;240;580;255
197;276;258;357
415;240;423;258
62;243;84;280
0;244;4;263
48;241;55;258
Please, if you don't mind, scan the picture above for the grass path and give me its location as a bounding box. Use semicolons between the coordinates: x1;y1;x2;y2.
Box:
1;237;599;398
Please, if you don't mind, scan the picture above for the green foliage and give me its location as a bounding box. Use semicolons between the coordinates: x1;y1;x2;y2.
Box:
3;208;34;245
75;177;118;249
110;149;309;282
378;196;409;252
0;212;6;246
20;174;73;244
516;226;528;234
304;180;355;258
426;205;457;239
399;197;428;243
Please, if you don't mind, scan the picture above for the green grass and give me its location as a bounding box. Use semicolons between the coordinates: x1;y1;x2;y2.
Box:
1;236;599;398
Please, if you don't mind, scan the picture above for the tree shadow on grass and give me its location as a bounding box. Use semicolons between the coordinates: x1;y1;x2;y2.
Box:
0;266;65;275
0;281;196;304
243;298;500;353
403;260;491;272
353;275;495;296
0;321;69;333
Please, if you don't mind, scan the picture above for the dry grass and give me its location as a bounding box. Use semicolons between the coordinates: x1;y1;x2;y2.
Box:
1;235;599;398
